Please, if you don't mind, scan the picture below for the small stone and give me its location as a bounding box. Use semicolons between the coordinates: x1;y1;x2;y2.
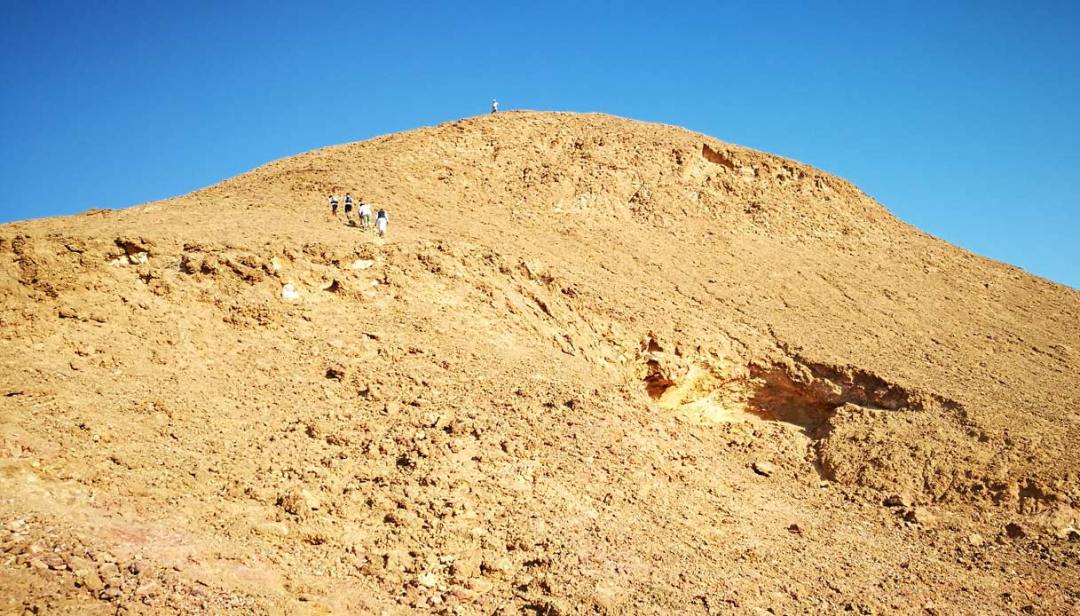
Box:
482;557;514;579
81;572;104;592
66;555;95;577
301;490;321;510
592;581;623;611
751;460;775;477
1005;522;1026;539
358;385;379;400
451;553;482;579
469;577;494;593
883;494;911;508
968;533;985;547
134;581;159;597
98;562;121;580
99;587;122;601
417;572;439;588
45;553;66;570
903;507;938;527
278;489;320;515
1046;507;1080;540
281;283;301;301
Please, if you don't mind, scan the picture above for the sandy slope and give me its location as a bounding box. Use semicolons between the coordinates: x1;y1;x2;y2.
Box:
0;112;1077;614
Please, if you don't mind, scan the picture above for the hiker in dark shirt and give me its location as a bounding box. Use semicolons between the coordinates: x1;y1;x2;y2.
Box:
376;208;389;237
343;192;354;224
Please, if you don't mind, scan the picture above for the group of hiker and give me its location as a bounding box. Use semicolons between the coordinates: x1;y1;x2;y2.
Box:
328;192;388;237
326;101;501;235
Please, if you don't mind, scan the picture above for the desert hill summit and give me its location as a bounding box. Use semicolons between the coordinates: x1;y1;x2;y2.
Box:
1;111;1077;614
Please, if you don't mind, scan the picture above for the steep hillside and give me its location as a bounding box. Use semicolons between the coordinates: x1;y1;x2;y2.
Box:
1;112;1077;614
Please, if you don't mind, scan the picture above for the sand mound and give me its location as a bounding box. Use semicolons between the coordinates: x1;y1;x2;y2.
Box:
1;112;1077;614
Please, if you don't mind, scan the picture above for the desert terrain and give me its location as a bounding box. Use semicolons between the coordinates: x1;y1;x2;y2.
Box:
1;112;1077;614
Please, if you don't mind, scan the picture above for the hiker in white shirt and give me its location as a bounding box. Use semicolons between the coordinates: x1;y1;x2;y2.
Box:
357;200;373;230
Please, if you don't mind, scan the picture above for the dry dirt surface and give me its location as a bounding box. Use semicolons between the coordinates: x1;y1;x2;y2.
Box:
1;111;1078;615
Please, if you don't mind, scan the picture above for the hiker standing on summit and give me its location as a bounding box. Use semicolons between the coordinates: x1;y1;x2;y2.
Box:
491;99;499;114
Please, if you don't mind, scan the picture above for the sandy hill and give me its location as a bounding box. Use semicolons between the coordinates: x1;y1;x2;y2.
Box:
0;111;1077;614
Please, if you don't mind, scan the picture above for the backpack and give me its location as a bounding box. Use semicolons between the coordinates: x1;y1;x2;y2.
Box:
377;209;387;219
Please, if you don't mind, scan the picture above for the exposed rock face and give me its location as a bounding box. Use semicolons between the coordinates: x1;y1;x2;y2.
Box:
0;112;1077;613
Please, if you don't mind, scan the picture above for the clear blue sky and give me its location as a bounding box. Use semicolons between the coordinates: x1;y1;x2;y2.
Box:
2;1;1077;288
